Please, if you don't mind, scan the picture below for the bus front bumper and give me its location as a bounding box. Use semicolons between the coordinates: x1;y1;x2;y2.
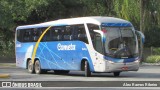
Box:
104;60;140;72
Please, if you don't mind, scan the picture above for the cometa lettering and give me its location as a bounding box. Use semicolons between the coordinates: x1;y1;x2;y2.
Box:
57;43;76;50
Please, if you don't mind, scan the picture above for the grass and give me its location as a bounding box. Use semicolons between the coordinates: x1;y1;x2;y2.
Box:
145;55;160;63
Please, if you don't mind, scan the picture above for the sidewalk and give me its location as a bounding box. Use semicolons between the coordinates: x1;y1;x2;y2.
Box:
0;63;16;68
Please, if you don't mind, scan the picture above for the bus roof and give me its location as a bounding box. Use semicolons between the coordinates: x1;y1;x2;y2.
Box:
16;16;131;30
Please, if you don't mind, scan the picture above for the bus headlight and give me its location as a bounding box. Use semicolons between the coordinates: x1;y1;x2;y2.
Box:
108;60;114;64
134;60;140;63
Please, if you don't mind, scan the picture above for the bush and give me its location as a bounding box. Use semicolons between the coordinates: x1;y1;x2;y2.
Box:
153;48;160;55
0;41;15;58
145;55;160;63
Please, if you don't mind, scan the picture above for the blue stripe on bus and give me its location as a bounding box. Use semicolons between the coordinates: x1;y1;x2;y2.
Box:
101;23;132;27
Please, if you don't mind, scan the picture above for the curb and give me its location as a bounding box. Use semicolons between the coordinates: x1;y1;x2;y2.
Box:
0;63;16;68
141;63;160;66
0;74;10;78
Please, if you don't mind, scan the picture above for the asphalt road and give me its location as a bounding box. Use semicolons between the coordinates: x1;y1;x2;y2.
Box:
0;63;160;90
1;64;160;81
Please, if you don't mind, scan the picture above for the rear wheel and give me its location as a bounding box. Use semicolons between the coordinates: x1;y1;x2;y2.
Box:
84;60;91;77
35;60;42;74
113;72;120;77
27;60;35;74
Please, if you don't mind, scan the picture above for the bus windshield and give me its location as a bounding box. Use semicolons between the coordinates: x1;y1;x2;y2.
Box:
103;27;138;59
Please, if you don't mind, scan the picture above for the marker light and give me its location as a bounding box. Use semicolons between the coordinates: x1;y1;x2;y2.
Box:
102;29;107;33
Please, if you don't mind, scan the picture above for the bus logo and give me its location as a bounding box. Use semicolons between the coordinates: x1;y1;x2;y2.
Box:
57;43;76;51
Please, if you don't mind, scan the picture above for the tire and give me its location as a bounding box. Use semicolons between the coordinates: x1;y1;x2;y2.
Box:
113;72;120;77
54;70;70;74
27;60;35;74
84;60;91;77
34;60;42;74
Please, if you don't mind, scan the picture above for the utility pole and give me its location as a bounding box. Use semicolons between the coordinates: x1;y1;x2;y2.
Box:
140;0;144;63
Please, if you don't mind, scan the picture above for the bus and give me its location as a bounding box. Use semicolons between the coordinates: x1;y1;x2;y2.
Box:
15;16;145;77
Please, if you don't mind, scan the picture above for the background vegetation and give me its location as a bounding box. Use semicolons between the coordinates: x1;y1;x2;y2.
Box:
0;0;160;62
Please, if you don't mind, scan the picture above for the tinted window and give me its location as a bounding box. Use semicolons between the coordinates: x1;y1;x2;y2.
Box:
77;24;88;43
41;27;51;41
51;26;64;41
63;26;72;41
87;24;100;43
32;28;40;42
16;24;88;43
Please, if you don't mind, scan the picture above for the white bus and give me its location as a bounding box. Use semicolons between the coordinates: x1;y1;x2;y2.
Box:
15;16;145;77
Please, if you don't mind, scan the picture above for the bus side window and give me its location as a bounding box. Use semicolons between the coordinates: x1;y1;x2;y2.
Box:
72;25;78;40
77;24;88;44
64;26;72;41
51;26;64;41
23;29;31;42
17;30;22;42
87;24;100;44
93;33;103;54
59;29;64;41
32;28;39;42
41;27;51;42
51;27;58;41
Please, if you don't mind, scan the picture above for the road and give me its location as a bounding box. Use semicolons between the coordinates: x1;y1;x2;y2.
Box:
1;64;160;81
0;63;160;90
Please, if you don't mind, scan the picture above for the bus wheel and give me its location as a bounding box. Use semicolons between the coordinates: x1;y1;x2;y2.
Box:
84;60;91;77
27;60;35;74
34;60;42;74
113;72;120;77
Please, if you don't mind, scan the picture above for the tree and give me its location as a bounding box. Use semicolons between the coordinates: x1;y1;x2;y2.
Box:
113;0;140;30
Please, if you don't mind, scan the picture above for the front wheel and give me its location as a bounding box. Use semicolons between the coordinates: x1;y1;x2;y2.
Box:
113;72;120;77
84;61;91;77
27;60;35;74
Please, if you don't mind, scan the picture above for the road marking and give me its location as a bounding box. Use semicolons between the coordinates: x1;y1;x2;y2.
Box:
0;74;10;78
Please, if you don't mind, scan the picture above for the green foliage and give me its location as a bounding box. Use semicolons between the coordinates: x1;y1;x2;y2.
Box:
0;0;49;29
81;0;107;16
153;47;160;55
144;27;160;47
0;40;14;57
0;0;160;57
145;55;160;63
113;0;140;29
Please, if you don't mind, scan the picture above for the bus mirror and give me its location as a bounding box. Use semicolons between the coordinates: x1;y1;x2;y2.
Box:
135;31;145;44
135;30;145;60
93;30;103;36
93;30;106;43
